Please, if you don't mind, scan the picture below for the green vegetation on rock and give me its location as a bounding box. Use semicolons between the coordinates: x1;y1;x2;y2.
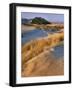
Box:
31;17;51;24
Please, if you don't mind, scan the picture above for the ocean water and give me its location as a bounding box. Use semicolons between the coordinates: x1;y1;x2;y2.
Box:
22;29;47;44
52;45;64;58
22;29;58;44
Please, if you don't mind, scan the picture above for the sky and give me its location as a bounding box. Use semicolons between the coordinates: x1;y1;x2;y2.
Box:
21;12;64;23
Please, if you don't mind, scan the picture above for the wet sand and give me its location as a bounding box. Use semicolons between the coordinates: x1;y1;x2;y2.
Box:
21;50;64;77
21;25;36;33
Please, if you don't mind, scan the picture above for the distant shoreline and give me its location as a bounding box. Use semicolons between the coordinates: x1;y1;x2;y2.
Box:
21;23;64;33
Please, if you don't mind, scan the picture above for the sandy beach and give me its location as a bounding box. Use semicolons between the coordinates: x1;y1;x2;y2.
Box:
21;24;64;77
21;13;64;77
21;49;64;77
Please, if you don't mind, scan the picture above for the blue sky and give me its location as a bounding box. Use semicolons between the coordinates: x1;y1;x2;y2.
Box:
21;12;64;23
